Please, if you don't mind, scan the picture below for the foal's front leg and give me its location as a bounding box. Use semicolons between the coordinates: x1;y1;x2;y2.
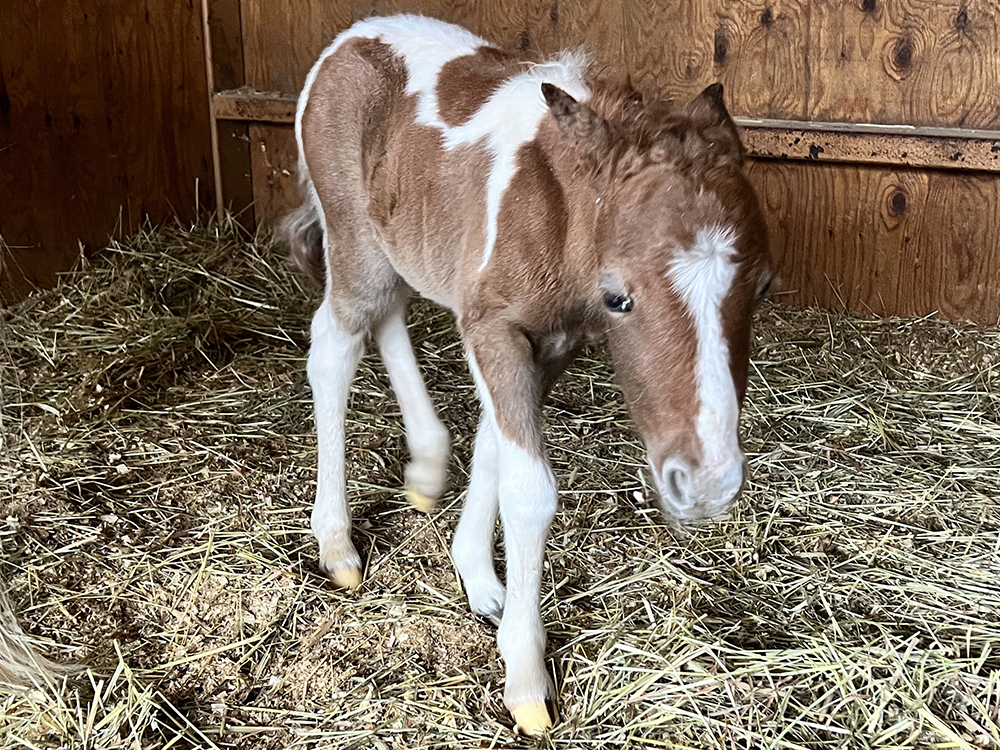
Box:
465;326;558;735
451;416;505;624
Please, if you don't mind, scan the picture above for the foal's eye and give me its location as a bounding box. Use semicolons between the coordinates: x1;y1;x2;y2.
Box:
603;293;635;313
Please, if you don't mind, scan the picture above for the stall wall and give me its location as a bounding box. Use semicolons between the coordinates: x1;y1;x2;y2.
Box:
0;0;214;302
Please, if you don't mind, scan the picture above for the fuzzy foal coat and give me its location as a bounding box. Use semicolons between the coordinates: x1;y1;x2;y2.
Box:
285;14;773;736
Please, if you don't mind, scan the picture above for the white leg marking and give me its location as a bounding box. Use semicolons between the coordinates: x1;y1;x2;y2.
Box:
451;417;505;623
467;353;557;728
375;300;450;506
496;435;558;715
308;300;365;587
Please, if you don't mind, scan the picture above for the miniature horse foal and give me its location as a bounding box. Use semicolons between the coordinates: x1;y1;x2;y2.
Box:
284;15;774;735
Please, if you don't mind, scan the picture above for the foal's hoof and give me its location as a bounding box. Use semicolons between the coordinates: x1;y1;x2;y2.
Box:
327;565;362;590
318;548;363;589
404;488;437;514
511;701;555;736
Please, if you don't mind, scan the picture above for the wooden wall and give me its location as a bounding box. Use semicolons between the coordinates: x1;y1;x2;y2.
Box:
0;0;214;302
209;0;1000;324
3;0;997;322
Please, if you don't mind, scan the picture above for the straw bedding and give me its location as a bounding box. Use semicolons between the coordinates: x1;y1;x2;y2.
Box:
1;221;998;749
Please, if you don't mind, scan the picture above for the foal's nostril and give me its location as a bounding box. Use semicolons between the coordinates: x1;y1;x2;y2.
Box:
666;466;688;504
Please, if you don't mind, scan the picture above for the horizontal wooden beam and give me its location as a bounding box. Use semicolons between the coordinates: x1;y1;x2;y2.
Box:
212;90;1000;173
213;89;296;123
736;118;1000;173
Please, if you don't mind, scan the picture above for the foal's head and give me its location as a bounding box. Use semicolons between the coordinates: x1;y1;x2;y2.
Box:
544;82;774;521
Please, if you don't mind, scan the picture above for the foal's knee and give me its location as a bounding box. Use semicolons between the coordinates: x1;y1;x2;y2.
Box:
498;449;557;528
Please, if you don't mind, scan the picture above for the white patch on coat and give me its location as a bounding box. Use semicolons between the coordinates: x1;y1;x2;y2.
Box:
440;53;590;271
451;417;505;620
307;300;366;571
668;226;743;485
296;15;590;275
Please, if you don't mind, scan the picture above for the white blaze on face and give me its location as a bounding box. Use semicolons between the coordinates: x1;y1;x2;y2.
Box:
667;226;743;495
297;15;590;275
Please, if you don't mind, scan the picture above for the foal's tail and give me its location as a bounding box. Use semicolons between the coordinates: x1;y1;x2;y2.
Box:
281;198;326;285
0;584;75;689
282;64;327;287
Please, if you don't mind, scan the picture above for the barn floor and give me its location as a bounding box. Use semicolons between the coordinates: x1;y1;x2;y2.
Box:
1;222;998;749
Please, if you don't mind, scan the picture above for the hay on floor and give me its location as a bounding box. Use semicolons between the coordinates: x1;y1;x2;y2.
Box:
1;221;998;749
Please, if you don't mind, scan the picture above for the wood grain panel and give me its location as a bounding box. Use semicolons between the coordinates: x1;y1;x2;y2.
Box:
248;124;300;225
208;0;255;221
749;161;1000;323
623;0;809;117
918;172;1000;322
809;0;1000;128
241;0;623;94
0;0;214;302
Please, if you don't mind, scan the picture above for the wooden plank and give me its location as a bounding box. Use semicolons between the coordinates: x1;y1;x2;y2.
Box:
623;0;809;118
211;90;1000;173
208;0;255;222
740;124;1000;173
0;0;214;303
214;90;297;122
200;0;225;218
748;161;1000;323
248;124;301;225
809;0;1000;129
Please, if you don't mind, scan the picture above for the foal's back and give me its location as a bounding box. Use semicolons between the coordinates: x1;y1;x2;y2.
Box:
293;15;588;317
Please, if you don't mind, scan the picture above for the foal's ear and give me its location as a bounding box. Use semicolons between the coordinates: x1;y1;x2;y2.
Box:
687;83;731;126
684;83;745;162
542;83;611;172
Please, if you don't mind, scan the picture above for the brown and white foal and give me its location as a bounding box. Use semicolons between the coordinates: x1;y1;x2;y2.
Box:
285;14;773;735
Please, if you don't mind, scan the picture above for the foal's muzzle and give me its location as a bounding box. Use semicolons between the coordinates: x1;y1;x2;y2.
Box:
654;455;746;521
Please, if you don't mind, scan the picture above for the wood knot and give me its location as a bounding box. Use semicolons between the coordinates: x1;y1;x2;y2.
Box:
519;29;531;51
714;28;728;63
861;0;876;12
892;36;913;68
955;8;969;31
761;7;774;28
889;190;907;216
549;2;558;24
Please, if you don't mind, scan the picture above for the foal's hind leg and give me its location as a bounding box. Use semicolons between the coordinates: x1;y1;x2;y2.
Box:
308;299;366;588
374;296;450;511
307;232;401;588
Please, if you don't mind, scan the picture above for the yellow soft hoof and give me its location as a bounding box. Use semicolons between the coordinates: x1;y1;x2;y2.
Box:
405;488;437;514
329;566;362;590
511;702;554;736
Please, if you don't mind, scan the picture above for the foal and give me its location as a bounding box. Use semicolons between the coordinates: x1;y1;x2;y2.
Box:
285;14;773;735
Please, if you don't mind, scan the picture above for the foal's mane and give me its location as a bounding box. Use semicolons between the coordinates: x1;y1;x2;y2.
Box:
584;77;746;179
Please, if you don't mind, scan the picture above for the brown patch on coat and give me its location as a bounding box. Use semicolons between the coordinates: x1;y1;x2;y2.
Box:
458;140;580;450
436;46;520;127
717;173;771;406
299;36;412;334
